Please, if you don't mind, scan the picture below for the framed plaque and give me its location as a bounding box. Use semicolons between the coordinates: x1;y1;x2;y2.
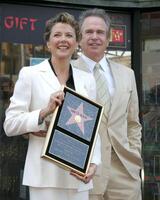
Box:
42;86;103;175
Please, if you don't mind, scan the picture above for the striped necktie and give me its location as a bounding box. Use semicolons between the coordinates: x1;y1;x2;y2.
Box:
93;63;111;115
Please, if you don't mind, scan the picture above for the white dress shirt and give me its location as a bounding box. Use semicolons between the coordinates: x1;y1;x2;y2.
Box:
81;54;115;97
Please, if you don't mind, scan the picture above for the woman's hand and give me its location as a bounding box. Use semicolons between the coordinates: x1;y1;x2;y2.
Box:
41;90;64;117
31;130;47;137
70;163;97;184
32;91;64;137
38;90;64;123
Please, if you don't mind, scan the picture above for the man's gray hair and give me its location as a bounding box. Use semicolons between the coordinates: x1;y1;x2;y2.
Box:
79;8;111;38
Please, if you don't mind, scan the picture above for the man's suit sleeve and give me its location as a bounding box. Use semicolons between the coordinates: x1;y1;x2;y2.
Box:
127;70;142;155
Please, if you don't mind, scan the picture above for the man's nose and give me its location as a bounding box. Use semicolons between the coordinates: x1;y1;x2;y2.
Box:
91;32;98;39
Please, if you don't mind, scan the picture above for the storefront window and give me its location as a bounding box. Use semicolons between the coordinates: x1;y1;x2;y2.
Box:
141;11;160;200
107;50;131;67
0;42;50;200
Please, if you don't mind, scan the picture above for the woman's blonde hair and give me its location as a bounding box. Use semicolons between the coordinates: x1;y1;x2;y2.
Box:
44;12;80;42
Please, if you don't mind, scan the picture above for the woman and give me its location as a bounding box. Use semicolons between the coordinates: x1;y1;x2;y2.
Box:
4;12;101;200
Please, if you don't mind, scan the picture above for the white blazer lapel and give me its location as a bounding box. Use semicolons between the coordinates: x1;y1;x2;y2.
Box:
37;59;61;90
72;67;88;97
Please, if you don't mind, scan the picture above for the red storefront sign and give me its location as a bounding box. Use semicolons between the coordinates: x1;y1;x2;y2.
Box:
0;4;131;50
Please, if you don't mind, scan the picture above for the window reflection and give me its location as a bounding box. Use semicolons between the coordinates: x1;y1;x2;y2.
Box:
0;42;51;200
107;50;131;67
142;11;160;200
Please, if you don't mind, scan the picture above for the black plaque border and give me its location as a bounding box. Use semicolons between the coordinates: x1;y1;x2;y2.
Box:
42;86;103;175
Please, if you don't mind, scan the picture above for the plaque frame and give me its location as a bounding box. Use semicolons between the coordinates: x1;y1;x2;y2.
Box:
42;86;103;175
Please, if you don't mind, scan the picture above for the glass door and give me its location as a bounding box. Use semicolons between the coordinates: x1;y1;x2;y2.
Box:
141;11;160;200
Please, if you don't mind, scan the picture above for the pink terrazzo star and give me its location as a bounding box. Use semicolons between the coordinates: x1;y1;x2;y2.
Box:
66;103;93;134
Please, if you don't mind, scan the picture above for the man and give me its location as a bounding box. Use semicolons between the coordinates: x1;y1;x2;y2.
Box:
72;8;143;200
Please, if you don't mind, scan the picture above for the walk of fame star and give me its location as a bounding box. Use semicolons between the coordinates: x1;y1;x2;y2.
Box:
66;103;93;134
